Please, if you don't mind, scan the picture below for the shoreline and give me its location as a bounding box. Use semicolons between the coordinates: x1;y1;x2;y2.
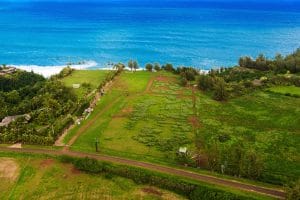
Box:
10;60;98;77
10;62;210;77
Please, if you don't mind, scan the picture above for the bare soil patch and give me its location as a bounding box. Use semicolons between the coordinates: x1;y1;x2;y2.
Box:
40;159;55;167
0;158;19;181
113;107;133;118
142;187;163;196
155;76;175;83
71;166;81;175
8;143;22;149
188;116;201;128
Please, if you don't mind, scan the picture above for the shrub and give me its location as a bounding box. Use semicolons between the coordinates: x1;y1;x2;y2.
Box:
74;157;105;173
213;77;228;101
59;156;255;200
180;77;188;86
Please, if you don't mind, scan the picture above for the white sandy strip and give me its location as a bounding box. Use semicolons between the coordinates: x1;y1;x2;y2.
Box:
10;60;98;77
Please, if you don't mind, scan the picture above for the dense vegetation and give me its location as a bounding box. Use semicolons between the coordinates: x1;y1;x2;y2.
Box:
0;69;78;145
0;67;119;145
239;48;300;73
196;49;300;101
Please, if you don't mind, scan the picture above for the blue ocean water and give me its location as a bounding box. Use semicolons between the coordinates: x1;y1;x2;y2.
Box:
0;0;300;71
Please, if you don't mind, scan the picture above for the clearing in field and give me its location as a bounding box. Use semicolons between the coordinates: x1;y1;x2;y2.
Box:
67;70;300;184
60;70;110;98
69;71;197;163
0;155;185;200
267;85;300;96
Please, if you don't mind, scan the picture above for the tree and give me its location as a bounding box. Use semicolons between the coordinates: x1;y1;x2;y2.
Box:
274;53;285;73
180;77;188;86
165;63;174;72
154;63;161;71
239;56;253;68
145;63;153;72
133;61;139;72
287;179;300;200
197;75;214;91
255;54;268;71
240;149;263;179
181;69;196;81
6;90;20;104
213;77;228;101
128;60;134;71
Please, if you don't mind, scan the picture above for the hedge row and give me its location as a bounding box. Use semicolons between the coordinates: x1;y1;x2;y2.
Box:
59;156;256;200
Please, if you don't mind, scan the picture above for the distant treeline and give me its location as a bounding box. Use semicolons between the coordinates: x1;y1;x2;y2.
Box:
239;48;300;73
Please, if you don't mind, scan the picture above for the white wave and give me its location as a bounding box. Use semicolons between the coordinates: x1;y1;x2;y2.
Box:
10;61;98;77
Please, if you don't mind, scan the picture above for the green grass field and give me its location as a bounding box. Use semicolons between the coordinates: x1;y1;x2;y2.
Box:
0;153;185;200
267;86;300;96
66;71;300;185
60;70;110;98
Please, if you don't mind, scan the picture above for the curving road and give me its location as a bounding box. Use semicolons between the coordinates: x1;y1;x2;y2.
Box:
0;147;285;199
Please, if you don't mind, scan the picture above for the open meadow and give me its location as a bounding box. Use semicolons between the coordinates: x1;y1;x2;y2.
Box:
64;70;300;185
60;70;110;99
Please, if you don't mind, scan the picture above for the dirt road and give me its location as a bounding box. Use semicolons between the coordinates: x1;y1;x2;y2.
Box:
0;147;285;199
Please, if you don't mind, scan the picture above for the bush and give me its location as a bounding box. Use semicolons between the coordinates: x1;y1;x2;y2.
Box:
180;77;188;86
74;157;105;173
213;78;228;101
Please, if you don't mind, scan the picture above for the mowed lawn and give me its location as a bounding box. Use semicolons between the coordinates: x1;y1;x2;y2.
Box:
68;70;300;184
60;70;110;98
0;154;184;200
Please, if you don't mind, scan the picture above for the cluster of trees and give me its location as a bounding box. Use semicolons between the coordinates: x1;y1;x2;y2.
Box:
0;66;122;145
0;68;78;144
145;63;161;72
128;60;139;71
239;49;300;73
204;141;264;180
198;74;229;101
51;66;74;79
0;70;45;92
0;69;78;144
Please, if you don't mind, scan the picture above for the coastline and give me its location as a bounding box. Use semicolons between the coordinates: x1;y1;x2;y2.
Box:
10;61;210;77
10;61;98;77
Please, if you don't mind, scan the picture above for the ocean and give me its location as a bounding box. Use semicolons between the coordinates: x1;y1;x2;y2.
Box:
0;0;300;76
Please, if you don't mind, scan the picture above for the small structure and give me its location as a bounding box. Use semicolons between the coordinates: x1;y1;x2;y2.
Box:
100;89;105;96
0;116;18;127
84;108;94;114
72;84;81;89
0;114;31;127
178;147;187;155
252;79;262;87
